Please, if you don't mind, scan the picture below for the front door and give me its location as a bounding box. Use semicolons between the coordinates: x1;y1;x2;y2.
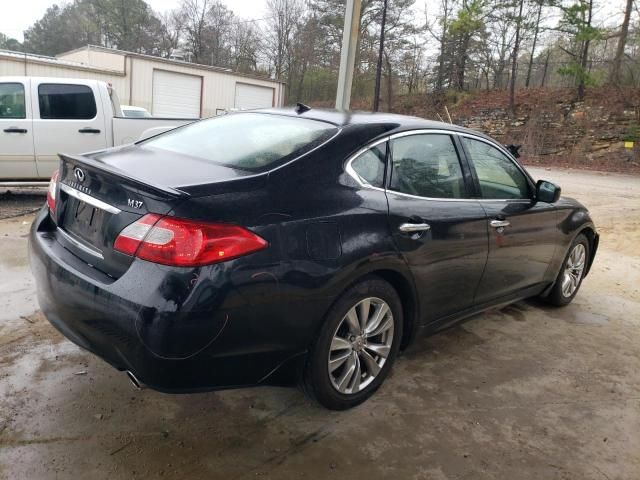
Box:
0;80;36;179
385;132;488;324
460;135;557;303
31;82;108;179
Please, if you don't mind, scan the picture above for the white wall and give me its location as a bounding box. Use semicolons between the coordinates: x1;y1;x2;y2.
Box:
59;48;125;72
129;57;283;117
1;48;285;118
0;55;127;97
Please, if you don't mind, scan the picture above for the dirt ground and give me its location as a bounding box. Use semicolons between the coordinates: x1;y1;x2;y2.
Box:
0;167;639;480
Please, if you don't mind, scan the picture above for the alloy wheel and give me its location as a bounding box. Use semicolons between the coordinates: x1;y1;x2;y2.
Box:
562;243;586;297
327;297;395;394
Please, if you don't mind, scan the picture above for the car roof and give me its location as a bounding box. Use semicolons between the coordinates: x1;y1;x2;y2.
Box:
254;107;492;140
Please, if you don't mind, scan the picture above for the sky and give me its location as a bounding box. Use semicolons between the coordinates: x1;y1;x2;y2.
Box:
0;0;627;44
0;0;266;42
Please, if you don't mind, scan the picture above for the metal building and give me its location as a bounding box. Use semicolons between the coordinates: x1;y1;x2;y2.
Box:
0;45;285;118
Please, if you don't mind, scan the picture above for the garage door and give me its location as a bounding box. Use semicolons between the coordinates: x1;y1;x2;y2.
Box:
234;83;274;110
152;70;201;118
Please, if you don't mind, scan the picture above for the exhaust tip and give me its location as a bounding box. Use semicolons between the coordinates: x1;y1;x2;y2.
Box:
126;370;146;390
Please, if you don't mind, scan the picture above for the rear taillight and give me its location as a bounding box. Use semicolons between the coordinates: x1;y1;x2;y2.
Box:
113;214;268;267
47;170;59;213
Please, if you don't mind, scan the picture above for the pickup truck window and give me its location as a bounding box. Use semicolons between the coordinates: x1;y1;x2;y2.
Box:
38;84;97;120
0;83;26;119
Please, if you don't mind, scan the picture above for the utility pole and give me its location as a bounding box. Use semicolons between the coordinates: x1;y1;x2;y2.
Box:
373;0;388;112
335;0;362;110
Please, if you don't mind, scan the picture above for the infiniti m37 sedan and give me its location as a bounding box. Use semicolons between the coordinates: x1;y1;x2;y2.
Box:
30;108;598;410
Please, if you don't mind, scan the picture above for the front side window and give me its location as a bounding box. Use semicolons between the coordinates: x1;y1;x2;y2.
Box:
349;143;387;188
0;83;26;119
143;112;338;171
389;134;466;199
38;84;97;120
462;137;530;199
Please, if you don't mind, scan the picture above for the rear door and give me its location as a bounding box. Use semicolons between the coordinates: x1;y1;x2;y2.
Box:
0;80;36;179
460;135;557;303
31;81;108;178
385;131;488;324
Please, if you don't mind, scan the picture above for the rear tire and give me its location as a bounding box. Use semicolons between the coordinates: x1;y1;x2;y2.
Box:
543;233;589;307
303;277;403;410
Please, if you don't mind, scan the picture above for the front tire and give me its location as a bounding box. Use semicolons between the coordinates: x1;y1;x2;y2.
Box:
544;233;590;306
303;277;403;410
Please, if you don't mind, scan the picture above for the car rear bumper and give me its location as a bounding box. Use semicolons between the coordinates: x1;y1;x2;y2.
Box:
29;208;306;392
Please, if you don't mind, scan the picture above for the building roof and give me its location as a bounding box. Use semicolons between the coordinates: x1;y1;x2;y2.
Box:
58;45;285;85
0;48;124;76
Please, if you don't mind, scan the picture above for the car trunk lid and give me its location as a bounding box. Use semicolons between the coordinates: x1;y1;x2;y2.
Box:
53;153;188;279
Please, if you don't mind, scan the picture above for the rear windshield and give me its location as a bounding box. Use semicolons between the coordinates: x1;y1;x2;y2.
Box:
142;112;338;171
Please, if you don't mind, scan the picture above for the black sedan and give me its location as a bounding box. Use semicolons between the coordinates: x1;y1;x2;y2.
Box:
29;108;598;410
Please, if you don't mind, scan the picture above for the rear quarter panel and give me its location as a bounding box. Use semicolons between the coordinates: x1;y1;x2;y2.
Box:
168;125;413;355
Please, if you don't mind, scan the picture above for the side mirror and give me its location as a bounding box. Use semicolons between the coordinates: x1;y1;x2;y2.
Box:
536;180;561;203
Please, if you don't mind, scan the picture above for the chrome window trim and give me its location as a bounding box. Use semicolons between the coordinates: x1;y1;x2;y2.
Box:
57;227;104;260
344;136;389;191
386;130;477;202
60;183;121;214
344;128;536;204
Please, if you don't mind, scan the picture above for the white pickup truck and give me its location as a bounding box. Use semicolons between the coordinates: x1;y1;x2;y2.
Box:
0;77;195;181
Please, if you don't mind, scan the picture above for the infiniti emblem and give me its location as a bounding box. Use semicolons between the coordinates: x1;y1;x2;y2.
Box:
73;167;86;183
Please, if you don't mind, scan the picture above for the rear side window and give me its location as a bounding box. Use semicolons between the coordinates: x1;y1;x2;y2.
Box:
390;134;466;199
350;143;387;188
38;84;97;120
0;83;26;119
143;113;338;171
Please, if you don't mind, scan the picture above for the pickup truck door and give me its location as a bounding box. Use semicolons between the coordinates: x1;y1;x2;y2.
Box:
0;80;36;179
31;81;108;179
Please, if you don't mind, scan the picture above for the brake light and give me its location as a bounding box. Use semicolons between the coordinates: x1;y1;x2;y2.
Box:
47;170;59;213
114;214;268;267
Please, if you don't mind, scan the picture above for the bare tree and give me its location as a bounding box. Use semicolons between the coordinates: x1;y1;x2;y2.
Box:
610;0;633;85
181;0;211;63
509;0;524;113
264;0;304;79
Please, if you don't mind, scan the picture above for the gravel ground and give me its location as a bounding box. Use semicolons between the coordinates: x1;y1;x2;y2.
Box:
0;167;638;480
0;188;46;220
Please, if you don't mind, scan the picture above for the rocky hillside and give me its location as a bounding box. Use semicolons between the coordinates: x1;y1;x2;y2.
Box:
391;87;640;174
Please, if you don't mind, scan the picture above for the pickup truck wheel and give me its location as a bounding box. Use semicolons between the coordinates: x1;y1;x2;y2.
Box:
303;277;403;410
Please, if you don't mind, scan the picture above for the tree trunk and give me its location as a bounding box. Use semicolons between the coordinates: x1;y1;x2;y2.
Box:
577;0;593;100
610;0;633;85
509;0;524;114
436;0;449;92
385;51;392;111
456;34;470;90
541;49;550;87
373;0;388;112
525;2;542;88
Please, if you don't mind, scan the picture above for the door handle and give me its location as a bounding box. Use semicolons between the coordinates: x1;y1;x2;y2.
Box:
490;219;511;228
78;128;101;134
3;127;27;133
399;222;431;233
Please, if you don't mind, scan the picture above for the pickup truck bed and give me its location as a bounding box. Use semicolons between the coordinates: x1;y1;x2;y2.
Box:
0;76;195;181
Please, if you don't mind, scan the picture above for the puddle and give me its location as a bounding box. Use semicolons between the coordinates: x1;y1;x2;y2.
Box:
570;311;610;325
